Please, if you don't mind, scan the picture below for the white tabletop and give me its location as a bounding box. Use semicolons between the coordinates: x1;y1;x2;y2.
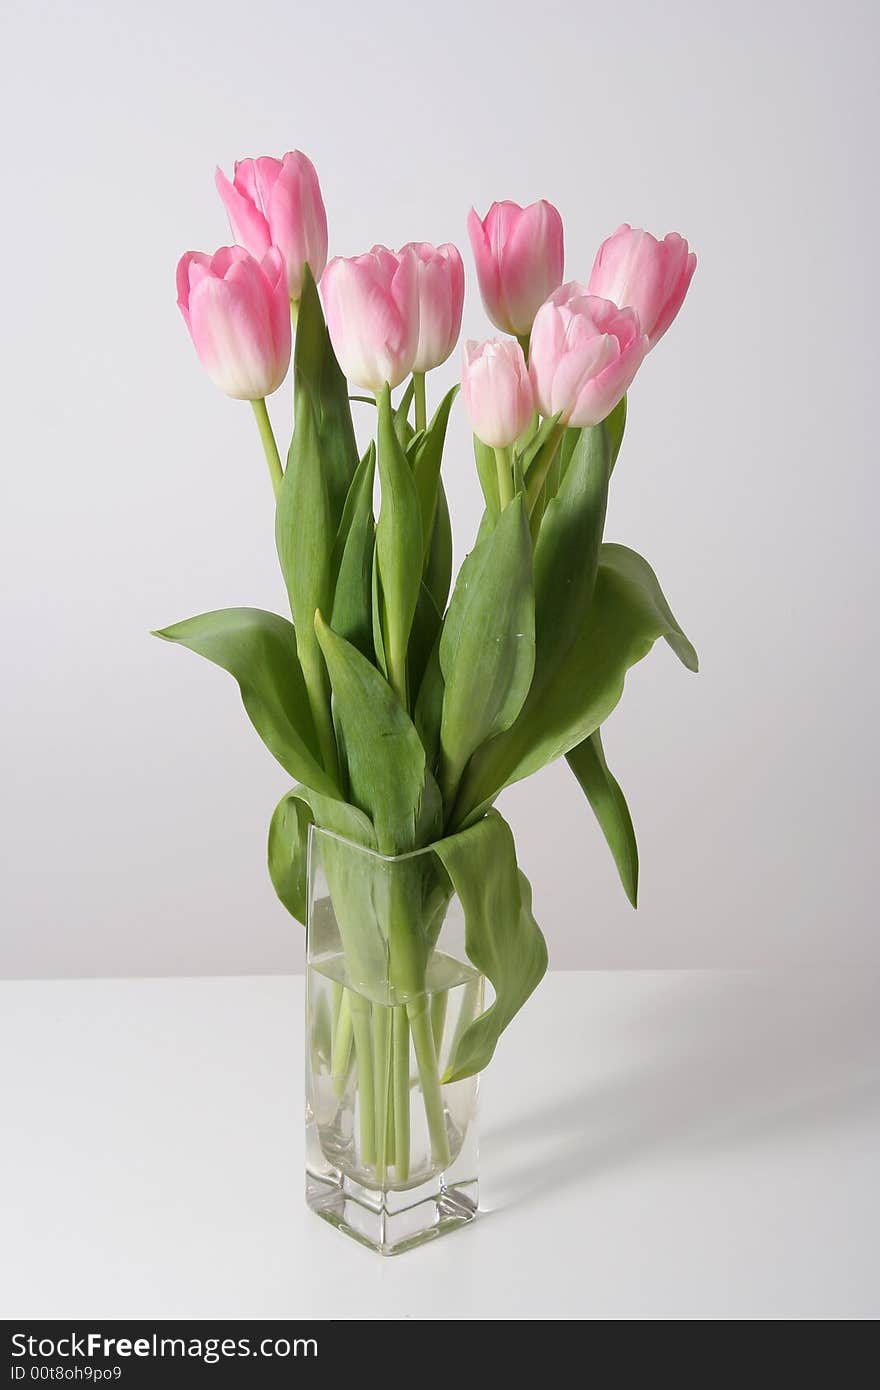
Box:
2;969;878;1320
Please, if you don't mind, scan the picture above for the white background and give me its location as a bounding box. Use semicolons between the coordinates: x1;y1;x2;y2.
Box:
1;0;877;977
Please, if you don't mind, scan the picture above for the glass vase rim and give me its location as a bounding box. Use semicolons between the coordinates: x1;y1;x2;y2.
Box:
306;819;483;866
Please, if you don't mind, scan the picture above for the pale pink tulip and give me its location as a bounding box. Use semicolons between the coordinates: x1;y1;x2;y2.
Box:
321;246;420;392
400;241;464;373
461;339;534;448
176;245;291;399
588;225;696;348
529;284;647;427
215;151;328;302
467;200;564;337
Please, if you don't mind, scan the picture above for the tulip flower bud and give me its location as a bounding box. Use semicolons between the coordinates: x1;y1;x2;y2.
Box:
321;245;420;392
400;241;464;373
588;225;696;349
176;245;291;400
461;338;534;449
215;151;328;303
467;199;564;338
528;284;647;427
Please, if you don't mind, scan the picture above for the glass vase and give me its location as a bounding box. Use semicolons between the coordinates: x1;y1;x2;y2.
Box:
305;825;483;1255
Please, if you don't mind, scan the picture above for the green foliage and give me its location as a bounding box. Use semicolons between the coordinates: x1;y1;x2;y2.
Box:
374;385;424;704
604;394;627;474
267;783;376;925
394;378;416;446
438;494;535;807
275;378;334;728
408;583;443;704
160;313;698;1084
434;811;548;1081
293;267;358;528
267;785;314;924
153;608;335;796
473;436;500;520
531;420;611;693
410;385;458;562
330;443;376;659
315;613;441;854
454;543;698;821
423;481;453;617
566;729;639;908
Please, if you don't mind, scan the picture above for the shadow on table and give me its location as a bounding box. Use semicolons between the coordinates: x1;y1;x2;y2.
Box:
483;970;880;1212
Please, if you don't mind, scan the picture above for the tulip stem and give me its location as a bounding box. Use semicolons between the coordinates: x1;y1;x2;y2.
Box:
251;399;283;498
413;373;427;434
524;422;565;514
517;333;530;364
494;445;514;510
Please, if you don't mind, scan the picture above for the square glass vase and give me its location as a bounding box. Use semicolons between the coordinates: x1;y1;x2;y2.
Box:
305;825;483;1255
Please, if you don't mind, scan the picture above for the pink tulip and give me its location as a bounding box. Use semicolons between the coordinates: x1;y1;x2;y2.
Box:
176;245;291;399
461;339;534;449
321;245;420;392
588;225;696;348
215;151;328;302
467;200;564;338
400;241;464;373
528;284;647;427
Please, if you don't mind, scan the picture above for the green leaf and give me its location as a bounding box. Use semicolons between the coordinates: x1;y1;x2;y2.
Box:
268;782;379;926
604;393;627;473
559;424;580;476
331;442;375;583
315;613;439;854
531;420;611;694
554;395;624;493
371;558;388;678
294;266;358;528
153;608;336;796
433;811;548;1081
411;385;458;562
276;382;333;705
308;790;377;848
413;638;444;773
460;419;609;816
566;729;639;908
521;415;563;514
408;582;442;704
267;785;314;924
454;544;698;820
519;413;562;484
438;494;535;805
528;445;562;543
601;542;699;671
394;378;416;445
330;443;375;659
375;384;424;702
473;436;500;521
424;480;453;617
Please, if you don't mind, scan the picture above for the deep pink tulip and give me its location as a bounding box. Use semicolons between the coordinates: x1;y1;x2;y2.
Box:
461;339;534;449
321;246;420;392
588;225;696;348
529;284;647;427
215;151;328;302
467;200;564;338
176;245;291;400
400;241;464;373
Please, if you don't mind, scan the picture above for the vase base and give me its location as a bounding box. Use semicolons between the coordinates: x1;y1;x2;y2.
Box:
306;1166;478;1255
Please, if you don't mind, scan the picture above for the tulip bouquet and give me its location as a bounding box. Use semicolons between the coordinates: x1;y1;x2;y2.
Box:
160;150;698;1253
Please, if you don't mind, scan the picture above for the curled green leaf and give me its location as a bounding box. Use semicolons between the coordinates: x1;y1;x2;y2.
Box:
566;729;639;908
153;607;336;797
433;811;548;1081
